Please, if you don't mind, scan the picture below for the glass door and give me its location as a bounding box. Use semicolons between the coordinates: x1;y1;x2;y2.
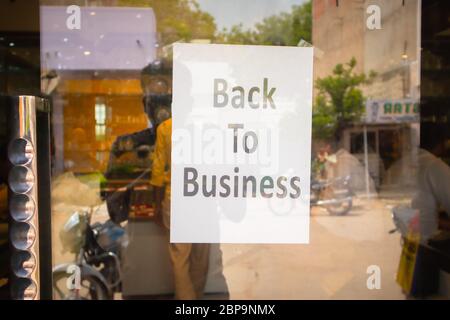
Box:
2;0;450;300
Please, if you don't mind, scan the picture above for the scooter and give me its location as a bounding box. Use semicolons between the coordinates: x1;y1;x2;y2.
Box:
310;175;353;215
52;207;126;300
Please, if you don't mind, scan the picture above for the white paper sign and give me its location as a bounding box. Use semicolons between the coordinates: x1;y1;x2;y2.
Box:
171;43;313;243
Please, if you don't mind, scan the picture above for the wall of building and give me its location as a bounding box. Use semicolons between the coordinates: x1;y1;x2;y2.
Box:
55;78;147;173
312;0;421;186
363;0;420;100
312;0;366;81
312;0;420;101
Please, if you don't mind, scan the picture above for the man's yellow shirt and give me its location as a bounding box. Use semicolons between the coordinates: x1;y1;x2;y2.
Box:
150;118;172;198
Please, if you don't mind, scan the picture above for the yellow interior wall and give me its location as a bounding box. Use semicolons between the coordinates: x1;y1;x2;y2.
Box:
62;79;148;173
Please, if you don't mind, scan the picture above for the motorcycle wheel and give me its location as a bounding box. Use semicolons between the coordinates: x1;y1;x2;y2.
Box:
52;270;110;300
325;198;353;216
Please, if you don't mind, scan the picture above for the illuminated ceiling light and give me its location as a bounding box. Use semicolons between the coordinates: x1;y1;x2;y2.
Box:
90;11;96;16
401;53;408;59
83;51;91;56
9;42;15;47
63;38;68;42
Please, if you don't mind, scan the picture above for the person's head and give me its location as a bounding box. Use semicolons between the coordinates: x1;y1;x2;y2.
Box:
140;60;172;128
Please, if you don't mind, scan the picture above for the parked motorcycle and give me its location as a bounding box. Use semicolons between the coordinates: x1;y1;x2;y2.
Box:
310;175;353;215
52;207;126;300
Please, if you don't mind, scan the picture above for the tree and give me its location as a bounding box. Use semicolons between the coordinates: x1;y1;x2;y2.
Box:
215;24;258;45
313;57;376;141
289;2;312;46
216;0;311;46
117;0;217;46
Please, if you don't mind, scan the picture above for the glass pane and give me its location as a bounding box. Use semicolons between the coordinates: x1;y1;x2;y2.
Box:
38;0;450;300
1;0;449;301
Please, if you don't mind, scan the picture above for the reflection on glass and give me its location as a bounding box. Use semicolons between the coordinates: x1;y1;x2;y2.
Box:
9;194;35;222
8;166;35;195
8;139;34;166
11;250;36;278
34;0;450;300
10;278;37;300
10;222;36;251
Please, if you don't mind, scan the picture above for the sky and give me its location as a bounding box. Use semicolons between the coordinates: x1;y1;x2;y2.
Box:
197;0;308;31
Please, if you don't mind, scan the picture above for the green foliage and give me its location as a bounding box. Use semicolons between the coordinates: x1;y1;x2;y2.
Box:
117;0;216;45
312;95;336;140
114;0;314;66
216;1;312;45
215;24;256;45
313;57;375;141
117;0;311;47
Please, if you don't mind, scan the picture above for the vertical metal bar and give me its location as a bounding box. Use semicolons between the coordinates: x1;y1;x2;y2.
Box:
8;96;41;300
363;125;370;197
36;98;52;300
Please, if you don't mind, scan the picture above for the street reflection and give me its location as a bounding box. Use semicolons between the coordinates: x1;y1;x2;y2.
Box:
33;0;450;300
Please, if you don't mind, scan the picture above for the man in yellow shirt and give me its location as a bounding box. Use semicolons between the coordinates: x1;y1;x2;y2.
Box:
151;118;210;300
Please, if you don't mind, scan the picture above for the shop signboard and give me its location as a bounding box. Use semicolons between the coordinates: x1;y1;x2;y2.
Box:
365;99;420;124
171;43;313;243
